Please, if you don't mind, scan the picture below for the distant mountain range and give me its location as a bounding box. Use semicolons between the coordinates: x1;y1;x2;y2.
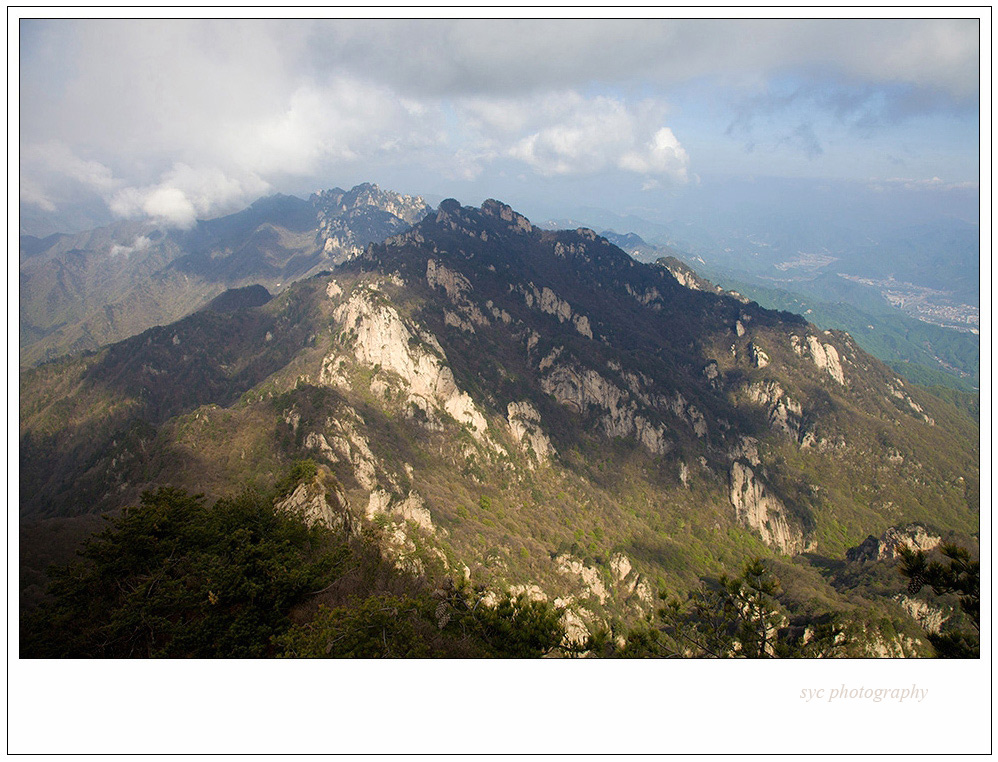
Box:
19;183;429;366
20;194;979;655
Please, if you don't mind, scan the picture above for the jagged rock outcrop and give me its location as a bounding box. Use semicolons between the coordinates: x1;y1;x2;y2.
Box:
729;462;810;555
846;523;942;562
885;379;937;425
367;489;435;533
312;183;430;262
791;332;845;385
608;552;654;605
426;259;490;331
326;286;492;443
746;380;804;441
556;553;609;604
624;282;665;310
295;408;380;491
274;471;353;533
749;341;770;368
508;583;548;603
895;594;945;635
519;282;593;338
541;361;671;454
506;401;554;464
481;198;533;233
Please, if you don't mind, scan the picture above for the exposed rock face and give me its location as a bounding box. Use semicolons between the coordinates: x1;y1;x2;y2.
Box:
792;333;845;385
666;392;707;438
300;410;379;491
846;523;942;562
506;401;554;464
666;265;698;290
728;436;761;466
367;489;434;533
556;554;609;604
426;259;472;301
608;552;653;605
314;182;429;225
426;259;489;329
625;283;664;310
610;553;632;582
328;288;491;442
729;462;810;555
746;380;804;441
520;283;593;339
541;362;670;455
481;198;533;233
561;609;591;647
886;381;936;426
749;342;770;368
274;473;352;533
312;183;431;262
538;351;714;453
508;583;548;603
895;594;945;635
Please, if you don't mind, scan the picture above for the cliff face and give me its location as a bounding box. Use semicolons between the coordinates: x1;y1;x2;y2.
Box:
729;462;811;555
326;285;492;443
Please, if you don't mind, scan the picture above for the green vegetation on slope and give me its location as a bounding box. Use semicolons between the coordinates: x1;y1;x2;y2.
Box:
21;474;575;659
693;268;979;392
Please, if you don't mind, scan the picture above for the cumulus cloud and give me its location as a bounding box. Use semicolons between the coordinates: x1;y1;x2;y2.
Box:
462;92;689;182
618;128;690;179
109;164;272;229
17;18;980;230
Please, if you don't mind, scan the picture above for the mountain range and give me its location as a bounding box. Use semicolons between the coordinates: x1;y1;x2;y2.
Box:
19;189;980;656
19;183;429;366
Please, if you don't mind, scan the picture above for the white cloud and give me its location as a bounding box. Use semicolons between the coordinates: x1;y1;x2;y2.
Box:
19;176;57;211
109;164;272;229
499;95;689;182
110;235;152;258
17;19;979;230
618;128;690;179
19;141;123;210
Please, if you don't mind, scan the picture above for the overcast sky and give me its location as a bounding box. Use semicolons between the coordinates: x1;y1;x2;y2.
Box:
18;17;982;231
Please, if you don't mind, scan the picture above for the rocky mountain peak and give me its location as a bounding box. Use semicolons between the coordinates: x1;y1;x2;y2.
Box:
311;183;430;225
480;198;534;233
